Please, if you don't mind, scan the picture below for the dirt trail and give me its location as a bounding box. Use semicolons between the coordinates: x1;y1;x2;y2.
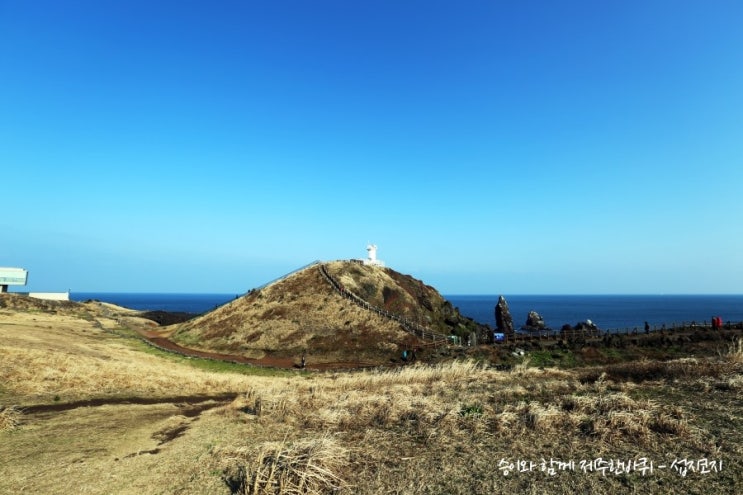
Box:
22;393;239;415
135;328;379;371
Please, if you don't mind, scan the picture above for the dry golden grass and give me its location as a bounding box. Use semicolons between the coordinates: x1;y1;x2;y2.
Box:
0;311;263;403
727;338;743;363
1;344;251;399
1;298;741;494
0;406;21;431
209;358;720;454
218;435;348;495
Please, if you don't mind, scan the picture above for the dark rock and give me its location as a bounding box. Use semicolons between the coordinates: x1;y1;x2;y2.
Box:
564;319;602;338
444;314;460;326
523;310;546;330
494;295;514;336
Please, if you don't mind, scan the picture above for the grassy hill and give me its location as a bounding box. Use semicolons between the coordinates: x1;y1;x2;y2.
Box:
171;261;486;366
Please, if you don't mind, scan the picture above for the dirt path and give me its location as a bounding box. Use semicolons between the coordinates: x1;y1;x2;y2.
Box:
134;322;743;372
135;328;379;371
22;393;238;415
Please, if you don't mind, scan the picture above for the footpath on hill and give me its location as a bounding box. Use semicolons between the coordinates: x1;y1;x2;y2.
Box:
134;323;743;371
134;328;381;371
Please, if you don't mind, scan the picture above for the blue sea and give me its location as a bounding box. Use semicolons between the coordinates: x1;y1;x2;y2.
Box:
72;293;240;314
71;293;743;332
446;295;743;331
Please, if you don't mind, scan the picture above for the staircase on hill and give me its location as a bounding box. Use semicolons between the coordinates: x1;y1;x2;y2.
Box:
318;264;449;344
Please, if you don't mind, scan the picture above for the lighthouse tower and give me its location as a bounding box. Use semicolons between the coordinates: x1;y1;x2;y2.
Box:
363;244;385;267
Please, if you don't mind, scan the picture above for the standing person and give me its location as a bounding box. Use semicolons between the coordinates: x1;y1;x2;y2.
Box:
644;321;650;334
301;353;306;369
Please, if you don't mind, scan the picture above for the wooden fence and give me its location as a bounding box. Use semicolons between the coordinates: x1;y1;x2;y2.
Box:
318;264;449;344
497;321;743;343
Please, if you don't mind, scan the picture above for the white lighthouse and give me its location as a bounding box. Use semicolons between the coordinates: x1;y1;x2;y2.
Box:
363;244;385;267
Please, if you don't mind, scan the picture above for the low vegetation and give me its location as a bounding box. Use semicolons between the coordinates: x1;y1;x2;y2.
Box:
1;294;741;494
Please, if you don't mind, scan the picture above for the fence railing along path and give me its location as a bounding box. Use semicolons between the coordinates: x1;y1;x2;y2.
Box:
318;264;449;345
500;321;743;343
254;260;323;291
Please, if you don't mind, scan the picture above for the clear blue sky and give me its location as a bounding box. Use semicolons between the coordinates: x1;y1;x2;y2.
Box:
2;1;742;294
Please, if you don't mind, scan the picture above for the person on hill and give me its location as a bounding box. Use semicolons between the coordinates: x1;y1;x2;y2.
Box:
644;321;650;334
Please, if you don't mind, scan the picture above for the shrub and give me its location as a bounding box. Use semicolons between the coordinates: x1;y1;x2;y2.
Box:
459;404;483;417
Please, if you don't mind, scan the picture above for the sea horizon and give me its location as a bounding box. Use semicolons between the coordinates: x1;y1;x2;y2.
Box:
69;292;743;333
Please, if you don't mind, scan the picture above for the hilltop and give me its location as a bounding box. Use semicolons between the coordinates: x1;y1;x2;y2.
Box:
171;261;487;367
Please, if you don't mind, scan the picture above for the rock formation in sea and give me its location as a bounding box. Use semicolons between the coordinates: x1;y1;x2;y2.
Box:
494;295;514;336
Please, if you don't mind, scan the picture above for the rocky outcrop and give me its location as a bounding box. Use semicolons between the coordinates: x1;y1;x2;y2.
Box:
561;319;602;337
523;310;546;330
494;295;514;336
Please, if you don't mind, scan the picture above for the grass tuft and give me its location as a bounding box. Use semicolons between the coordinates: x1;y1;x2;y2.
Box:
727;338;743;363
0;406;22;431
218;435;349;495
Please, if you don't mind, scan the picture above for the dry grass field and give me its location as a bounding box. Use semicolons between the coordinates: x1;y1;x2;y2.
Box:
1;294;741;494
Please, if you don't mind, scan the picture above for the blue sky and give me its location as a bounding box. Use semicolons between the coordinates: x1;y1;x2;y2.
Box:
2;1;742;294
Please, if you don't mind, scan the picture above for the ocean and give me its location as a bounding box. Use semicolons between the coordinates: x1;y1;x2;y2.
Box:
446;294;743;331
73;292;240;314
71;292;743;332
